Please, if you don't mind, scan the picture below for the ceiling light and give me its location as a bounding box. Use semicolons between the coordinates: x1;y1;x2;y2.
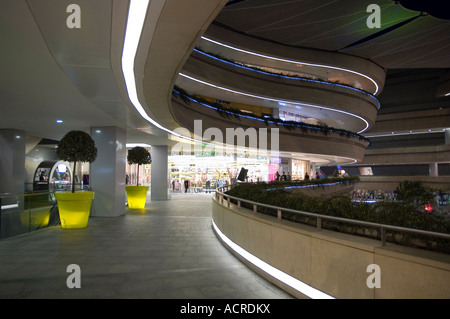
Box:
56;120;63;123
126;143;151;148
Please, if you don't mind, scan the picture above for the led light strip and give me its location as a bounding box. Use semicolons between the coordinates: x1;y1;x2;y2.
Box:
364;129;445;138
179;73;370;134
121;0;187;140
212;219;335;299
201;36;380;95
194;48;380;109
120;2;267;155
1;204;19;210
121;1;362;161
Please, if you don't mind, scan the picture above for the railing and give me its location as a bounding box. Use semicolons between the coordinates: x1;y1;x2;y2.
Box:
215;185;450;247
0;192;59;240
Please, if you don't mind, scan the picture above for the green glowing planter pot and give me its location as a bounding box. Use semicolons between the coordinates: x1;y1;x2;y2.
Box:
55;191;94;229
126;186;149;209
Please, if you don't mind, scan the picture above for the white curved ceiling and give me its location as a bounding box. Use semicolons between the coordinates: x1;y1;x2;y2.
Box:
1;0;449;153
213;0;450;68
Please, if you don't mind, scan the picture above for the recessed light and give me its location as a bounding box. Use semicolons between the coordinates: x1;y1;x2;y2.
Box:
56;120;63;123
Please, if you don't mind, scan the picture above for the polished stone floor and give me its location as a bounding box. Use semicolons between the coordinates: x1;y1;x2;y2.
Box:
0;192;293;299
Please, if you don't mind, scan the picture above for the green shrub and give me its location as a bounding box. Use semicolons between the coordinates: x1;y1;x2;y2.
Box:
225;180;450;254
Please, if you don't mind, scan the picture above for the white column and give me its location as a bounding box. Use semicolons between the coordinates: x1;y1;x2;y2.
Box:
151;145;169;201
90;127;126;217
0;129;26;194
429;163;439;177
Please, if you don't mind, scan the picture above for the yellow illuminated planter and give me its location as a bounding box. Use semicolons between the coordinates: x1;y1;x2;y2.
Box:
126;186;149;209
20;207;51;228
55;191;94;229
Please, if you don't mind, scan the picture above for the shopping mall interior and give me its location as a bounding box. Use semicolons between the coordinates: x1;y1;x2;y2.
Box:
0;0;449;300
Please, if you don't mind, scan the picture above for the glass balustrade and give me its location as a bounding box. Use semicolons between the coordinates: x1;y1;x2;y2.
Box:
0;192;59;240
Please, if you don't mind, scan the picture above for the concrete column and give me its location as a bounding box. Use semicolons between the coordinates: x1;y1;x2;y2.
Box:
0;129;26;194
90;127;126;217
429;163;439;177
151;145;169;201
272;108;279;119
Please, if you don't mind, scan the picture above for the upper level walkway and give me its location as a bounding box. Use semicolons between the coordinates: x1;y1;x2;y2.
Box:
0;193;292;299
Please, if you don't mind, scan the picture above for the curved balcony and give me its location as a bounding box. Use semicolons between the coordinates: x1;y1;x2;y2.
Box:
171;91;369;165
199;24;386;96
176;50;380;134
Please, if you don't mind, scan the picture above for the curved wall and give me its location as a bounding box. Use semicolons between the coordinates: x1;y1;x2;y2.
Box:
138;0;228;133
202;24;386;95
171;97;369;164
212;197;450;299
356;176;450;192
178;52;379;133
368;109;450;134
362;144;450;165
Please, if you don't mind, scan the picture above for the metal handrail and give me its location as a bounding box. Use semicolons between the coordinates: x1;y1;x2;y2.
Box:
215;187;450;246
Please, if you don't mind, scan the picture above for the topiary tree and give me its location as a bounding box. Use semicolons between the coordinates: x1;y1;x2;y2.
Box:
127;146;152;186
56;130;97;193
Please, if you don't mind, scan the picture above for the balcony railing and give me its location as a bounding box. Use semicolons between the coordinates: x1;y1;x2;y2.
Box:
215;185;450;249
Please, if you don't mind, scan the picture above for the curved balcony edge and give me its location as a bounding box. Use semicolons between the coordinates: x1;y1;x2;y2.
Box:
178;54;379;133
201;23;386;96
171;95;368;164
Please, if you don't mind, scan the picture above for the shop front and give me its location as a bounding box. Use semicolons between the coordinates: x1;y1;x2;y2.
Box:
168;153;270;193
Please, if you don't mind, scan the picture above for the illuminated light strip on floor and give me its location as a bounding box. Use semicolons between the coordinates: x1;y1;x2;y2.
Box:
201;36;380;95
212;219;335;299
179;73;370;134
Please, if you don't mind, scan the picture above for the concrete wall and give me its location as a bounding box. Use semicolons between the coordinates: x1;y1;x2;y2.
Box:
212;197;450;299
356;176;450;192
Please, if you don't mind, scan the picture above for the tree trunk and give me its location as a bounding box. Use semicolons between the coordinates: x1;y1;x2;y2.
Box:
137;164;140;186
72;161;77;193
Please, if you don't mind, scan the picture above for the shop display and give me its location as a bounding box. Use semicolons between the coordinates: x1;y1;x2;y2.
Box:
33;160;72;192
